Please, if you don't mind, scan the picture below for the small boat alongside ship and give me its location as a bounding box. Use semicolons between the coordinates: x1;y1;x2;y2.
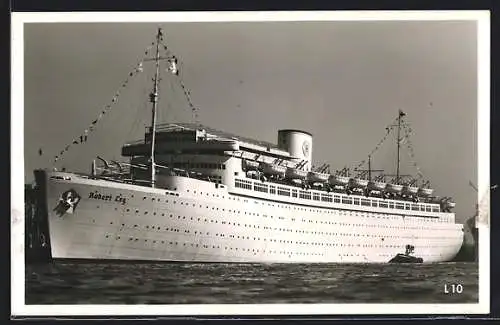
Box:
389;245;423;264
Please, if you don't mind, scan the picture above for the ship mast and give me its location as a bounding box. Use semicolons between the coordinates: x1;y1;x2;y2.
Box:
396;109;404;183
149;28;162;188
368;155;371;181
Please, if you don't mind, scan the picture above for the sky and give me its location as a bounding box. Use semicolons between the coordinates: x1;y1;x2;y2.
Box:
22;20;479;223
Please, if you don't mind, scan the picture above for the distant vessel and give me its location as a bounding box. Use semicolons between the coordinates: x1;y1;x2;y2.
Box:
32;28;463;263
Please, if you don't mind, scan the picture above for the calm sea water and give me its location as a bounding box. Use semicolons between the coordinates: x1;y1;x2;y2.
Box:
26;262;478;304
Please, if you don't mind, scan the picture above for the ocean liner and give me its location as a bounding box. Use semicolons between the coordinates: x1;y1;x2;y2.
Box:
31;28;464;263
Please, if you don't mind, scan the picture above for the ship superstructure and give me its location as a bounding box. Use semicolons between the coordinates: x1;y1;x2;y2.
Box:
31;28;464;263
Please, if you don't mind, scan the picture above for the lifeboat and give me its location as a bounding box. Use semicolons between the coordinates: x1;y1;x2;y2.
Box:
307;171;330;183
329;175;350;186
349;178;369;189
286;167;308;180
430;196;441;204
444;201;456;209
242;159;259;171
440;197;456;210
368;180;387;191
386;183;403;194
402;185;419;195
260;162;286;176
418;187;434;197
245;170;260;179
215;139;240;151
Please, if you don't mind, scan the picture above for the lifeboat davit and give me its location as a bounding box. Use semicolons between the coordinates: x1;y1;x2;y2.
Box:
368;180;387;192
329;175;350;186
260;162;286;176
418;187;434;197
242;159;259;171
307;171;330;183
349;178;369;189
386;183;403;194
402;185;419;195
286;167;308;180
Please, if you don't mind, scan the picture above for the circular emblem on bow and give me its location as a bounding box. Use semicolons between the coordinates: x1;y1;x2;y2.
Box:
302;141;310;157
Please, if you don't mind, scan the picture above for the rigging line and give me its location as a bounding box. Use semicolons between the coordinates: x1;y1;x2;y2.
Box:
171;62;198;122
177;66;199;124
160;41;200;123
401;121;425;180
354;116;400;170
167;67;188;122
160;64;177;123
52;43;155;166
126;87;149;145
165;72;177;121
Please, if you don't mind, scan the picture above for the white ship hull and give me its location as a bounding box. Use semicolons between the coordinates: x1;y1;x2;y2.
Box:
37;170;464;263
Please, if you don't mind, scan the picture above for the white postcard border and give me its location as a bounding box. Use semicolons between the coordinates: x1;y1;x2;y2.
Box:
11;10;490;316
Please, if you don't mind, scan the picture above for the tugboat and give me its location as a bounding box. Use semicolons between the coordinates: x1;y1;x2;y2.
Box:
389;245;423;263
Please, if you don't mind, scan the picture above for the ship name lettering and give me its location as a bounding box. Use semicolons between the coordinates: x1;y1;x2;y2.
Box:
114;195;127;205
88;191;127;205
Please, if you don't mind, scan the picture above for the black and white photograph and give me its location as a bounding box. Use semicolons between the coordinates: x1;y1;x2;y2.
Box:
12;11;490;316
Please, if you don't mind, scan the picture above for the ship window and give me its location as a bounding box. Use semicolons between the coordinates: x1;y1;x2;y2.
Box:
389;202;394;209
235;179;252;190
278;187;290;196
353;198;360;205
291;190;298;198
313;193;320;201
341;197;352;204
254;183;268;193
371;201;378;207
299;191;311;200
396;203;404;209
321;194;332;202
270;186;276;194
432;206;440;212
379;202;388;208
405;204;411;210
222;164;226;170
334;196;341;203
411;204;419;211
361;199;370;206
426;206;432;212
